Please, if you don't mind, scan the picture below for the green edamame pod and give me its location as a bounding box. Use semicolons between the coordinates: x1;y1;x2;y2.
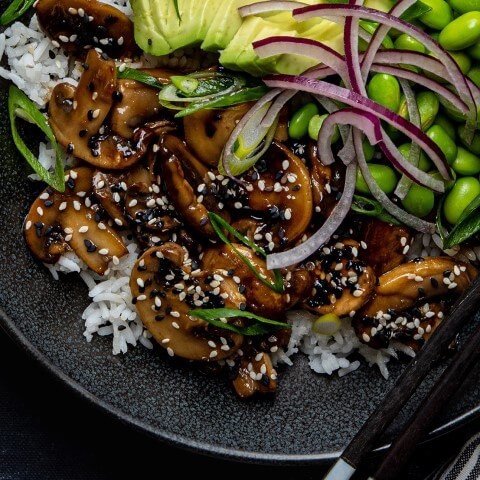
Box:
419;0;453;29
355;164;398;195
398;143;432;171
308;114;340;143
452;146;480;175
401;183;435;217
367;74;401;112
467;42;480;60
439;12;480;50
363;140;376;162
417;91;440;130
394;34;427;52
448;0;480;14
443;176;480;223
426;124;458;164
288;102;319;140
429;168;457;191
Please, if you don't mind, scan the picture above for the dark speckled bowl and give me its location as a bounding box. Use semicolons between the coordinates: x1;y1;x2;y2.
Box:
1;12;480;464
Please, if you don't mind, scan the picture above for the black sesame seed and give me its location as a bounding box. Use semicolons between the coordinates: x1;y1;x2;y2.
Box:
79;129;88;138
165;306;172;315
431;277;439;288
155;314;164;321
84;239;97;252
88;82;95;92
44;200;54;207
48;50;56;59
239;303;247;311
67;143;75;154
112;91;123;102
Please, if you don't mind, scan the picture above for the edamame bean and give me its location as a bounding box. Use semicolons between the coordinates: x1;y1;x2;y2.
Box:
467;65;480;88
394;33;427;52
359;20;394;48
467;41;480;60
398;143;432;171
426;124;458;164
355;164;398;195
435;114;456;140
288;102;319;140
458;125;480;155
308;114;340;143
367;74;401;112
417;91;440;130
449;51;472;74
448;0;480;14
443;176;480;223
429;168;457;191
363;140;376;162
439;12;480;50
401;183;435;217
452;146;480;175
419;0;453;29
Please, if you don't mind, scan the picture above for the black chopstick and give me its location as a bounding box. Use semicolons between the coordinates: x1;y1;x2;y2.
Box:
323;273;480;480
370;304;480;479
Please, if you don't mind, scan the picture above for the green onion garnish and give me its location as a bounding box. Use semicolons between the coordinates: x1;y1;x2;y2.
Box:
208;212;284;293
8;85;65;192
188;307;290;336
351;194;401;225
117;67;164;89
0;0;35;26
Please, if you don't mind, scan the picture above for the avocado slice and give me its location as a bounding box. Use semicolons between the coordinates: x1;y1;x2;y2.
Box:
201;0;258;52
130;0;172;56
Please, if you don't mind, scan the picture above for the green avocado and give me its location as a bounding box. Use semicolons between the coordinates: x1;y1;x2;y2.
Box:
202;0;258;52
130;0;172;56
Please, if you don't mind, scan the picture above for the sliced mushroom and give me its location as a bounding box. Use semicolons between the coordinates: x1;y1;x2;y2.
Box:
110;69;174;139
354;301;445;351
231;141;313;249
304;240;376;317
232;352;277;398
361;257;477;317
24;167;128;274
361;219;412;276
36;0;139;59
184;103;252;167
129;243;244;361
49;49;152;169
201;244;286;319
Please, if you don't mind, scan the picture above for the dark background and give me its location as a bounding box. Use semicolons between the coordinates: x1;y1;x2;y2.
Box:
1;327;479;480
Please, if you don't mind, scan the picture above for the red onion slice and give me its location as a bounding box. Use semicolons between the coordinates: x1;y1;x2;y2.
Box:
238;0;306;17
353;129;436;233
263;74;451;179
344;0;366;95
293;3;476;131
266;162;357;269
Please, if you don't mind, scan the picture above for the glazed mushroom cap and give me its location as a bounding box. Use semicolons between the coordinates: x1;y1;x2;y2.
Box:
35;0;139;59
110;69;174;140
24;167;128;274
361;256;477;317
360;219;412;276
304;240;376;317
48;49;152;170
129;243;244;361
183;103;252;167
232;352;277;398
201;244;286;319
236;141;313;248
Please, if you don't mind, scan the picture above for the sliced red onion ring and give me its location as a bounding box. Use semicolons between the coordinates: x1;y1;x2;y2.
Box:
254;36;348;84
361;0;417;79
353;129;436;233
395;78;422;199
344;0;366;95
293;3;476;132
263;74;451;179
266;162;357;270
238;0;306;17
370;65;469;114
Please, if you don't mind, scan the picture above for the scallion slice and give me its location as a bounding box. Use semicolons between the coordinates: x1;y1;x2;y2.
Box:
8;85;65;192
0;0;35;26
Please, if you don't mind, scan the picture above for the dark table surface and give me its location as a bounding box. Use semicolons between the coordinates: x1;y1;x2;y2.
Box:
1;327;479;480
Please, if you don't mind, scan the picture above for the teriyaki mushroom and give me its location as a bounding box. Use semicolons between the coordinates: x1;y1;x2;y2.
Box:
36;0;139;60
24;167;128;275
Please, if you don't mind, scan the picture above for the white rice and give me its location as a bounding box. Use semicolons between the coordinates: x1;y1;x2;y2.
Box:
5;0;476;380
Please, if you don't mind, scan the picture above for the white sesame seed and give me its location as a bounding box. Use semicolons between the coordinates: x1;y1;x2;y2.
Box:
255;353;263;362
221;345;230;351
362;333;370;342
454;265;461;276
208;341;216;348
59;35;69;43
249;371;257;380
274;182;283;192
426;325;432;333
117;36;124;46
25;220;32;230
284;208;292;220
282;160;290;170
78;226;89;233
136;278;144;288
361;241;367;250
99;248;109;255
36;206;44;216
39;192;49;200
114;218;123;226
425;311;435;318
172;322;180;329
353;290;363;297
270;346;278;353
209;351;218;359
65;234;73;242
448;282;458;289
73;201;81;211
167;347;174;357
171;311;180;318
402;245;410;255
400;236;407;247
413;334;423;340
68;7;78;14
137;295;147;301
98;222;107;230
162;338;170;344
443;277;451;285
415;276;424;282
